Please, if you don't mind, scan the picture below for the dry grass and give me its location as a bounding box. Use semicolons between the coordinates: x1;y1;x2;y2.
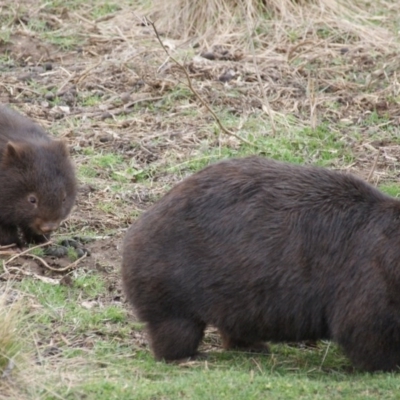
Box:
0;289;22;374
0;287;27;400
0;286;99;400
148;0;398;47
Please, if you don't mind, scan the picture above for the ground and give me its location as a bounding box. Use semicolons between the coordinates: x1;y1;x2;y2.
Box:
1;0;400;399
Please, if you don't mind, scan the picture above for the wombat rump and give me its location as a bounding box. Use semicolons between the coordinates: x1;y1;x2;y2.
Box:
122;156;400;371
0;105;77;246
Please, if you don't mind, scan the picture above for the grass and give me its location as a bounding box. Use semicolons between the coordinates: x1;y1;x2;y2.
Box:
0;294;22;375
1;0;400;398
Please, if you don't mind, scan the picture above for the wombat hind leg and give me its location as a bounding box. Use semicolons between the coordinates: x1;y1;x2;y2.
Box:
220;332;270;354
343;344;400;372
147;318;206;361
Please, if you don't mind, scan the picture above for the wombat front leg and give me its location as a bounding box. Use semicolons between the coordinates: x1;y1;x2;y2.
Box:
22;227;50;245
0;224;20;247
219;331;270;354
146;318;206;362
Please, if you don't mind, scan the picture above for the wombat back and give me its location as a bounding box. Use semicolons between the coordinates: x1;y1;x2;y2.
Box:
122;156;400;371
0;105;77;246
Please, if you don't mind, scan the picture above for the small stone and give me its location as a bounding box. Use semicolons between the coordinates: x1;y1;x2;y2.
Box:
101;111;112;120
120;92;131;104
201;52;216;60
218;70;236;83
99;134;112;143
17;73;33;82
45;92;55;101
60;275;74;286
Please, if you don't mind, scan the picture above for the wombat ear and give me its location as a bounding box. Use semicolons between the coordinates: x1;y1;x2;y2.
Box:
2;141;26;167
52;140;70;157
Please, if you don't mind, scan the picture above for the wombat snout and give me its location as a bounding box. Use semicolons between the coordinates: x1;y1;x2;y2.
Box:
35;221;60;235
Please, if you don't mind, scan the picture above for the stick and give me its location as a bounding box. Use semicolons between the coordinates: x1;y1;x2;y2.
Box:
25;252;87;272
367;150;380;183
4;241;52;266
146;18;256;148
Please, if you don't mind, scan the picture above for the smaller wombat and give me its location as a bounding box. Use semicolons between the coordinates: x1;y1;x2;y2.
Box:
0;105;77;246
122;156;400;372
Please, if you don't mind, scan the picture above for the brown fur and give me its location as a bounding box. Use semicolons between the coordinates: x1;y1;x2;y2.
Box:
122;156;400;372
0;105;77;246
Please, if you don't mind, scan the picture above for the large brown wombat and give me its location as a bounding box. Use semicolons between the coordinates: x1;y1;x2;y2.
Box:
122;156;400;372
0;105;77;246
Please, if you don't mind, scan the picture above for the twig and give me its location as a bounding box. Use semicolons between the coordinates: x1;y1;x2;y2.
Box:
319;342;331;369
367;150;380;183
0;251;17;256
307;74;317;131
5;250;87;275
4;241;52;266
25;252;87;272
0;243;18;256
287;40;322;62
0;244;17;250
146;18;256;148
3;240;86;275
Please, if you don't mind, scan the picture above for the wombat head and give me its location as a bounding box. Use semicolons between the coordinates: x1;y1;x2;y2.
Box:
0;139;77;236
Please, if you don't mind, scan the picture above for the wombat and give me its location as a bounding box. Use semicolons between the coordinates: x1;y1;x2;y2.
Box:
0;105;77;246
122;156;400;372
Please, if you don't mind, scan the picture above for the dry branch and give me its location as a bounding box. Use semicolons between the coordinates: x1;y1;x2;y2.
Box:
4;241;52;267
146;18;256;148
21;252;87;273
367;150;380;184
3;241;87;275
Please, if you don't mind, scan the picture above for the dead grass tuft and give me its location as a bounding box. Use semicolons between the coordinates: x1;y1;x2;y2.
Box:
148;0;398;47
0;287;27;400
0;288;22;375
0;286;98;400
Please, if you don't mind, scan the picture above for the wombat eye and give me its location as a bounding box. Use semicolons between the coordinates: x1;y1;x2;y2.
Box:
28;195;37;204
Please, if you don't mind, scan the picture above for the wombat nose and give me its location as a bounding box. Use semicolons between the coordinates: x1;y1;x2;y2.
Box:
39;222;59;233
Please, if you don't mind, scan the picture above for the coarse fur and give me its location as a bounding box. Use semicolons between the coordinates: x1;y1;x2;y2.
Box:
122;156;400;372
0;105;77;246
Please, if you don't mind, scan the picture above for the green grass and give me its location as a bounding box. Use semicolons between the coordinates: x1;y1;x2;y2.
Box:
66;246;79;261
0;297;23;375
380;184;400;198
91;2;121;19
